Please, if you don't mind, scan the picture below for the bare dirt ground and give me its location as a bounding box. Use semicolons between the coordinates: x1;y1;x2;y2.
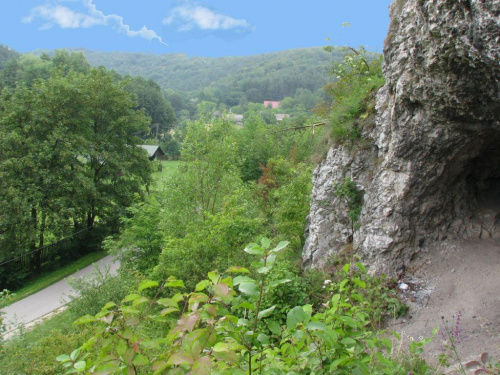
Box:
388;238;500;373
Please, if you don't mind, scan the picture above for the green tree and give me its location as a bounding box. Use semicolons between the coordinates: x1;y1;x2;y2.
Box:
0;67;151;283
236;111;273;182
75;67;152;230
124;76;176;138
180;115;240;217
0;72;92;277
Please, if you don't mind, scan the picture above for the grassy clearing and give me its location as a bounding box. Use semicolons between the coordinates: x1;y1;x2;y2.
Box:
4;250;108;307
0;308;88;375
152;160;182;181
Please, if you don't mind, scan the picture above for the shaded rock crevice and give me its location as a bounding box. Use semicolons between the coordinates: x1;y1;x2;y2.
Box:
304;0;500;273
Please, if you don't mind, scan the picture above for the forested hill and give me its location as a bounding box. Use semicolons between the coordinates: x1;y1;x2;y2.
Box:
0;45;20;69
33;47;344;103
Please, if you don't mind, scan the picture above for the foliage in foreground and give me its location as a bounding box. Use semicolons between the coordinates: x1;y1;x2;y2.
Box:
58;239;430;375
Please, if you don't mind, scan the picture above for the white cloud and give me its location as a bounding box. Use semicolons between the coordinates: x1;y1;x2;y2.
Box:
164;2;252;32
23;0;167;45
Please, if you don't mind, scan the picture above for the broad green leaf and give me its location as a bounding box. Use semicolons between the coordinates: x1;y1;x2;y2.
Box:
340;337;357;346
213;342;245;352
195;280;211;292
237;318;250;327
203;303;217;317
257;266;270;274
267;253;277;265
116;339;127;356
138;280;159;291
73;315;97;325
73;361;86;370
225;266;250;274
172;293;185;303
191;356;211;375
70;348;81;361
93;363;122;374
207;272;219;283
165;279;185;288
56;354;71;363
132;296;150;306
161;307;179;316
303;304;313;315
270;241;289;253
257;305;276;319
342;263;350;273
102;302;116;310
233;276;254;285
232;301;255;310
338;315;361;328
132;354;150;366
260;237;271;249
121;306;140;315
122;294;141;303
268;320;281;336
214;283;231;298
293;329;305;340
99;312;115;324
238;281;258;296
257;333;270;345
331;293;341;312
287;306;308;329
306;322;327;331
244;244;264;256
189;292;209;305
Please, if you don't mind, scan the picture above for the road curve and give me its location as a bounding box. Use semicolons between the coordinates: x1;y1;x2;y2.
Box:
1;255;119;333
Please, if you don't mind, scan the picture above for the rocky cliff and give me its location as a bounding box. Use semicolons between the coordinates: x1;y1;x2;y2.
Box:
303;0;500;274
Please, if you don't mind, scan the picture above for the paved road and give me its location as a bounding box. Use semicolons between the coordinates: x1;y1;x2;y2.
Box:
1;255;118;333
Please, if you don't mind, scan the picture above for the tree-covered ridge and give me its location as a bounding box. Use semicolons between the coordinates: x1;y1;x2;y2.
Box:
0;45;20;70
34;47;345;102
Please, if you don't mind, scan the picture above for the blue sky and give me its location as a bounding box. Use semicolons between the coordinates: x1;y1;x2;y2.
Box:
0;1;393;57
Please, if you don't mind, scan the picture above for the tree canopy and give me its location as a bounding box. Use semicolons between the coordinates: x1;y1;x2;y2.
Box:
0;58;152;288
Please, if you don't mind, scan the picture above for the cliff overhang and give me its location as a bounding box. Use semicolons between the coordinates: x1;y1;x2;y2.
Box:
304;0;500;273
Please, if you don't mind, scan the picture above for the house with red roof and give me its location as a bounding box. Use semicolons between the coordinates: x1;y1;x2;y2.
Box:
263;101;280;109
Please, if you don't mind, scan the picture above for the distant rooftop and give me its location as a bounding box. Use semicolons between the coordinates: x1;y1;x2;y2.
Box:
264;101;280;109
139;145;165;160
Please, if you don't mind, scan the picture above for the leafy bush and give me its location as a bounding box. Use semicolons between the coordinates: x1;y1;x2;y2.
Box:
324;261;407;328
333;176;364;236
67;265;138;318
58;239;429;375
323;47;385;144
1;329;84;375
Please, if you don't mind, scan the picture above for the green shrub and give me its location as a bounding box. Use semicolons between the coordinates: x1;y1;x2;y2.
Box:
67;265;138;318
58;239;431;375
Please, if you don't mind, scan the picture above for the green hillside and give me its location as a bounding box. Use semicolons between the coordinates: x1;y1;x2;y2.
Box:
31;47;346;104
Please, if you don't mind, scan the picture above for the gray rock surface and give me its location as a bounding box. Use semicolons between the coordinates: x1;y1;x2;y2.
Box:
304;0;500;273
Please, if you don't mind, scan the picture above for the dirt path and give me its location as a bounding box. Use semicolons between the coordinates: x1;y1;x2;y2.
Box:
389;238;500;373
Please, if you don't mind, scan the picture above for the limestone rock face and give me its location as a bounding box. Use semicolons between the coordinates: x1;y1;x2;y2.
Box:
304;0;500;273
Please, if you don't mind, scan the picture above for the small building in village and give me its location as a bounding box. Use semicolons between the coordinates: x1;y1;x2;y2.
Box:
139;145;166;161
263;101;280;109
275;114;290;121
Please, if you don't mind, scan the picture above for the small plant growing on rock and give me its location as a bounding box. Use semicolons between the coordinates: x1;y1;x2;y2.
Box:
333;177;363;239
